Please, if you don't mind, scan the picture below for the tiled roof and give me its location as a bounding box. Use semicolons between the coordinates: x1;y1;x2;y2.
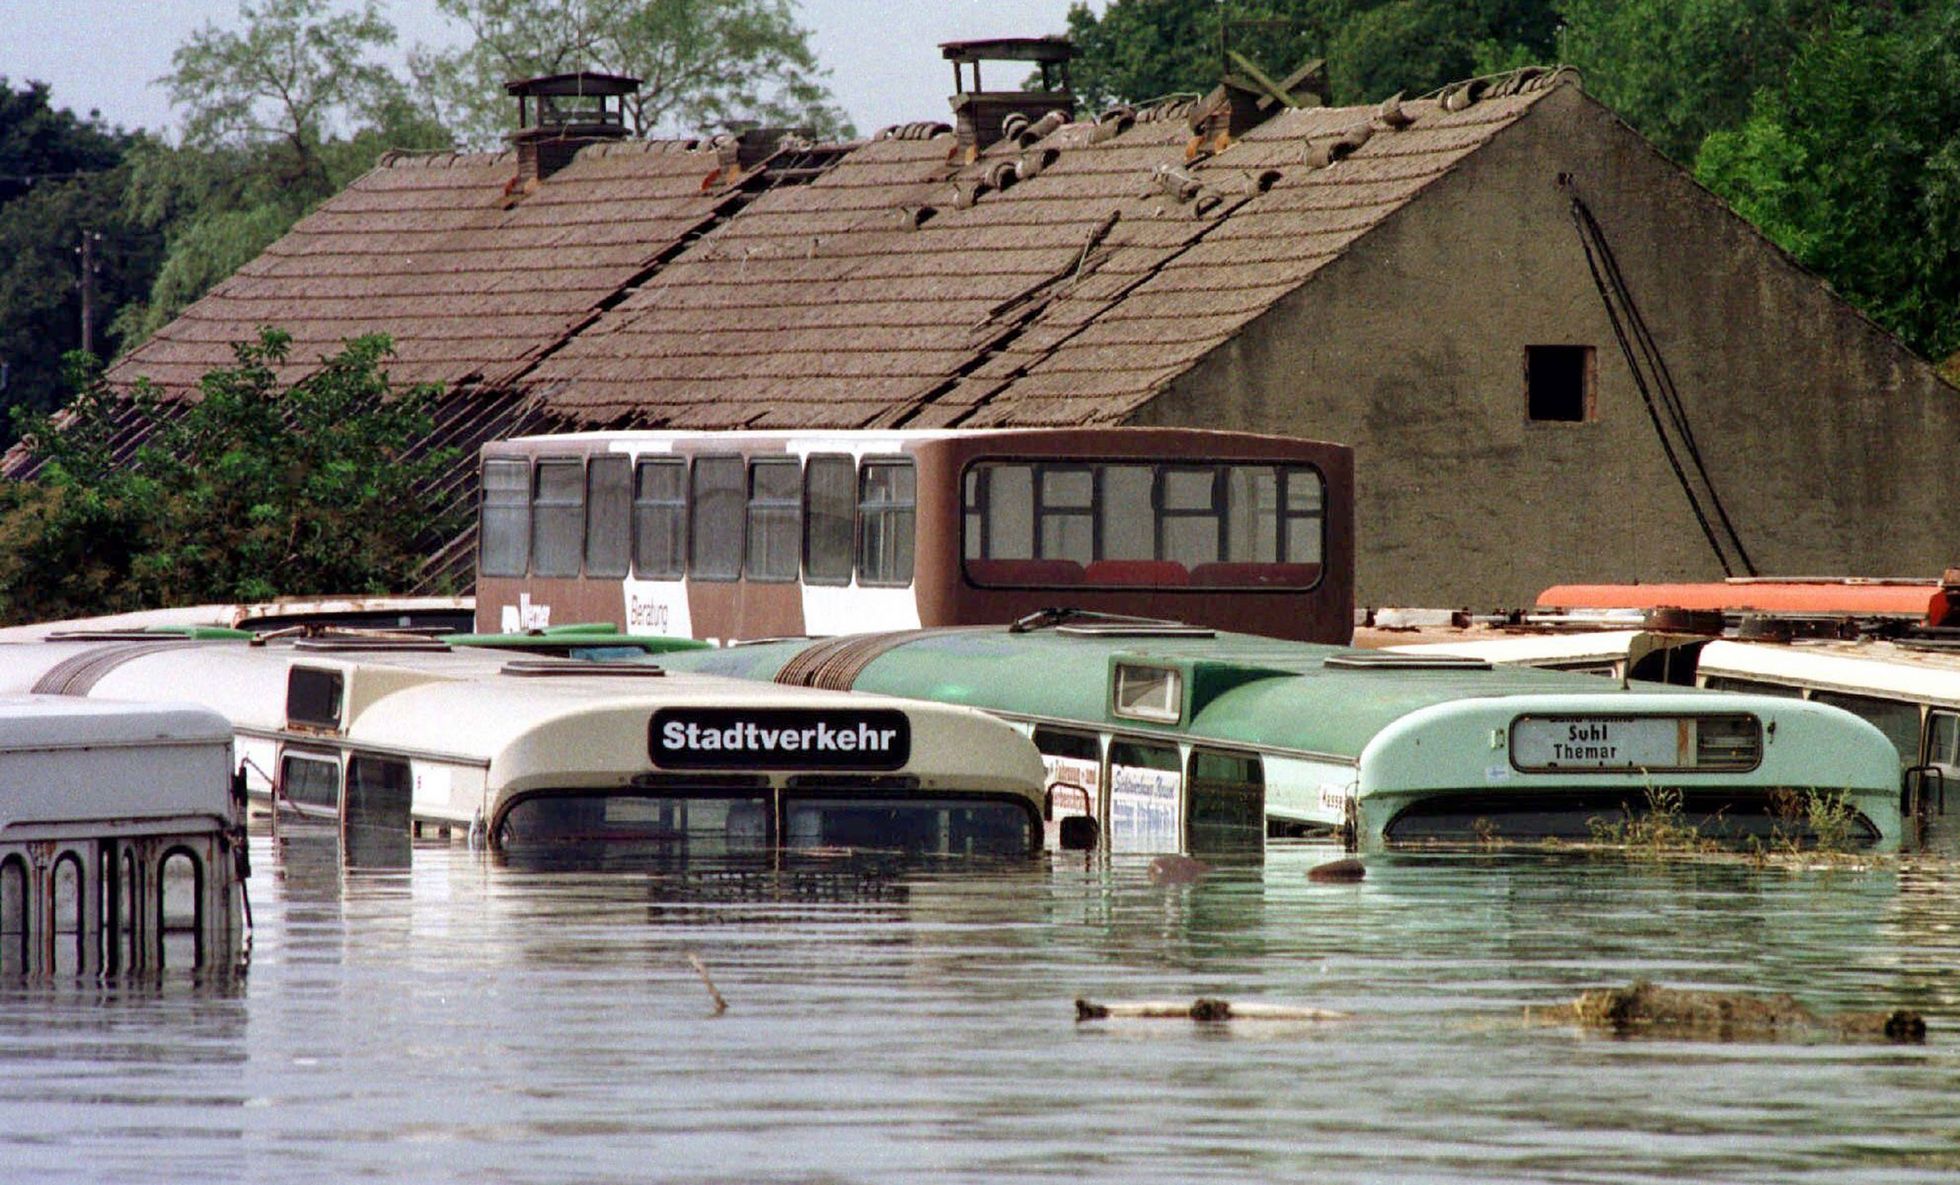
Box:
108;73;1571;428
106;139;731;393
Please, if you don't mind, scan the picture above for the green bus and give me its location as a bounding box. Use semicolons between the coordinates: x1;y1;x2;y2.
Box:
650;613;1905;853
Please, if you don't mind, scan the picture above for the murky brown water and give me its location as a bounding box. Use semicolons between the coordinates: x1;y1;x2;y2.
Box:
4;827;1960;1183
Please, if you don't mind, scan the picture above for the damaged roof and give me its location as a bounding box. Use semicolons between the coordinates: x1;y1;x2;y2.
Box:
105;69;1575;429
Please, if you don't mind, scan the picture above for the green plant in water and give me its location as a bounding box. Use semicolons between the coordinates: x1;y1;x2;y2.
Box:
1587;783;1718;856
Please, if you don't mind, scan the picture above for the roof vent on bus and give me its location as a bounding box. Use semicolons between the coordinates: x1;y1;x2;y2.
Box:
1322;651;1492;671
500;659;667;677
291;636;453;653
1008;608;1208;636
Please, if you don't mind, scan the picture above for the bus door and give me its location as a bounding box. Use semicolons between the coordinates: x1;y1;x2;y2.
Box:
1031;726;1102;849
1185;747;1265;854
1908;709;1959;821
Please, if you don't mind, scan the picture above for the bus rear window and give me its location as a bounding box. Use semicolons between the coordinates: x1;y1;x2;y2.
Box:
746;459;801;582
585;455;631;578
633;458;686;579
531;459;585;577
804;455;855;585
962;461;1324;588
479;459;530;577
690;456;744;580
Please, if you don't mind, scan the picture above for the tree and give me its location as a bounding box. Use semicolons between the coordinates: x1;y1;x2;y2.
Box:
0;331;461;622
414;0;852;147
1060;0;1560;111
1695;7;1960;365
0;80;159;433
116;0;451;350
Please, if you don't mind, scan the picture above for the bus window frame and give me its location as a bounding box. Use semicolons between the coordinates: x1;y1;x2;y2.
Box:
478;457;532;578
530;456;587;578
278;748;343;814
802;452;856;587
688;454;745;582
584;453;632;579
1155;464;1226;566
1035;463;1098;564
857;456;916;588
958;457;1328;590
745;456;803;584
1185;745;1265;850
632;455;688;580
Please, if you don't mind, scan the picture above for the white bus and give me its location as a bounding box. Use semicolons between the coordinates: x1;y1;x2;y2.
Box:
0;696;246;977
0;637;1049;861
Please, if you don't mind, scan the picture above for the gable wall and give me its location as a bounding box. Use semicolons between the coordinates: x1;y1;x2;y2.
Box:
1129;83;1958;607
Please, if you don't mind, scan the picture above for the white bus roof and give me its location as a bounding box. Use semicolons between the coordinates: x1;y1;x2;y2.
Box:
0;695;234;834
0;640;1045;804
1698;638;1960;709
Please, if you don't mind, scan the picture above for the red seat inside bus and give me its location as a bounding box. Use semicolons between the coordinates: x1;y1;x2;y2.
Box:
1082;559;1191;587
1188;562;1322;588
964;558;1086;586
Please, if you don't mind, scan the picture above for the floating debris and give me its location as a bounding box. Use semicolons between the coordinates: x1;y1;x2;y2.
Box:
1147;854;1212;884
1530;980;1925;1043
1308;857;1366;882
688;953;729;1016
1075;997;1348;1023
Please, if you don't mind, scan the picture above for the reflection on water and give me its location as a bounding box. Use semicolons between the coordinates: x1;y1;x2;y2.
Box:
3;829;1960;1183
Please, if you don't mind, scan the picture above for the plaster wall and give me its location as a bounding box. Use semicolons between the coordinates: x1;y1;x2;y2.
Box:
1128;84;1959;608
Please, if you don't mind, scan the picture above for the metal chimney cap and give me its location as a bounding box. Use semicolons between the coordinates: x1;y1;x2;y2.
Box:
505;71;643;98
939;37;1076;63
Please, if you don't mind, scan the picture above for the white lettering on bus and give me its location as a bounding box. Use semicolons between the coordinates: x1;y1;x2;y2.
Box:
660;720;901;754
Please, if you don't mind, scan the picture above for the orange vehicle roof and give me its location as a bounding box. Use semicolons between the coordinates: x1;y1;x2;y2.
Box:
1535;580;1943;618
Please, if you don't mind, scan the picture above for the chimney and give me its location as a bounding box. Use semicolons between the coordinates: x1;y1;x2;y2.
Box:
505;71;640;187
1189;55;1329;155
941;37;1076;164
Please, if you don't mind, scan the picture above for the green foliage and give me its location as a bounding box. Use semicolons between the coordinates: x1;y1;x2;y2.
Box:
1060;0;1559;109
413;0;853;147
1556;0;1836;164
0;81;160;434
114;1;453;351
1695;7;1960;363
0;331;460;621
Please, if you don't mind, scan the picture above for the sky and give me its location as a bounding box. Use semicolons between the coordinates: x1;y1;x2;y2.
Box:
1;0;1098;138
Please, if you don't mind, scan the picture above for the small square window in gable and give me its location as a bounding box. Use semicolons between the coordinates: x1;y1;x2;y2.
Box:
1526;345;1595;422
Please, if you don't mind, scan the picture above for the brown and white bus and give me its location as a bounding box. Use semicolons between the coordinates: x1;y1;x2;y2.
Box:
475;428;1354;644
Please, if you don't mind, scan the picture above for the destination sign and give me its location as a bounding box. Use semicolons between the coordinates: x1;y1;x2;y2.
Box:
650;707;911;771
1511;716;1689;771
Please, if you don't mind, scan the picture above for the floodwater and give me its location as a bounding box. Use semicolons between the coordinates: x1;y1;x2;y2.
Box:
5;829;1960;1184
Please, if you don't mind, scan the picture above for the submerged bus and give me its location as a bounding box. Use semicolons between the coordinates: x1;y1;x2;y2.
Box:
0;696;246;977
1385;623;1960;827
474;428;1354;644
652;614;1906;853
0;636;1048;862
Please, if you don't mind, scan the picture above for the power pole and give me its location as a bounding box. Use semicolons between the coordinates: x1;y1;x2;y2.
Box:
76;229;102;358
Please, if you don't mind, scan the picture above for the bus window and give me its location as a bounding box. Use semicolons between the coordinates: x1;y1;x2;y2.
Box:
746;458;801;582
479;458;531;577
1032;726;1101;822
585;454;631;578
804;454;855;585
280;753;341;813
1038;466;1096;564
531;458;585;577
1927;711;1959;770
1812;691;1922;767
1108;738;1180;853
690;456;744;581
1160;467;1223;566
962;460;1324;587
1187;748;1264;852
632;458;686;579
0;855;26;976
1704;676;1804;698
859;460;915;586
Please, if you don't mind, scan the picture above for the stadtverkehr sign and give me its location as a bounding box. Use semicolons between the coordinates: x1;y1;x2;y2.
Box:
650;707;912;771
